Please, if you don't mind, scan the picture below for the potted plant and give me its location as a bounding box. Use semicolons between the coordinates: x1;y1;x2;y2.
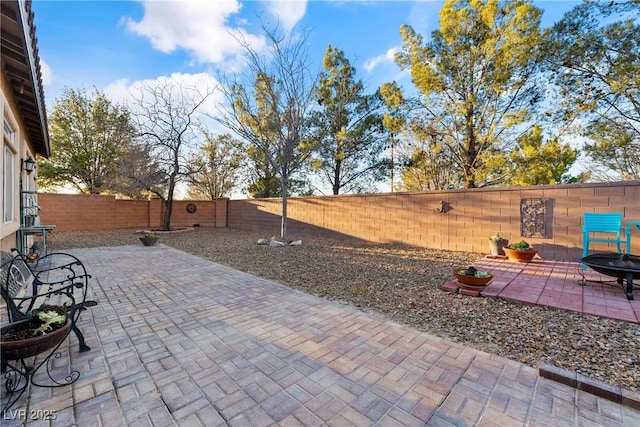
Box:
139;232;159;246
1;305;70;360
452;266;494;290
488;233;509;256
503;240;537;263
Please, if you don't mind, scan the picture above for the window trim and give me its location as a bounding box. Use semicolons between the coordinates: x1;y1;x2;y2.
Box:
3;144;16;224
3;117;16;144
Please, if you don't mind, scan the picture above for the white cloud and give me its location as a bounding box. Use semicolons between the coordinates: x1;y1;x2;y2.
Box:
263;0;307;33
102;78;134;104
39;59;52;87
364;47;399;72
407;0;441;36
105;72;232;140
104;72;224;117
123;0;266;64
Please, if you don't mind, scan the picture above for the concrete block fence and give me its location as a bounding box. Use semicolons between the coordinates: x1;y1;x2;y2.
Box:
38;181;640;261
38;194;228;231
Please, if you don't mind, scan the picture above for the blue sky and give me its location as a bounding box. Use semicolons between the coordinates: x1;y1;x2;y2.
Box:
33;0;582;110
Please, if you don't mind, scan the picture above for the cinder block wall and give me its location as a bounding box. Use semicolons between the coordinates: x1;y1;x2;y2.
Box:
168;200;227;228
115;199;150;229
38;194;228;232
38;194;118;231
35;182;640;261
228;182;640;261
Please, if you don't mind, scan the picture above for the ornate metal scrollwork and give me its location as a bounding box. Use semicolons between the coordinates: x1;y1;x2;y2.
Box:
520;198;548;238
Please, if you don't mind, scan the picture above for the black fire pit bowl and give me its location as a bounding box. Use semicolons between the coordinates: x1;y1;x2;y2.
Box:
580;253;640;300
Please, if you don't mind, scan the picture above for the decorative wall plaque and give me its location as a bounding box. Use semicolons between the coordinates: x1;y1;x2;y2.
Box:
520;198;547;237
186;203;197;214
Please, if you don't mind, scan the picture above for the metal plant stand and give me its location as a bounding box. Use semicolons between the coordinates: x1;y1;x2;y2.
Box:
1;318;79;415
1;250;94;415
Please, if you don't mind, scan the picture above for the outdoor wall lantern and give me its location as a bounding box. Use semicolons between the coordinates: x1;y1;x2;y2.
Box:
22;156;36;174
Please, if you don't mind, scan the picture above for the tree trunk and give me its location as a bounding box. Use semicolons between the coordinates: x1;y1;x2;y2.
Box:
465;176;477;188
333;159;341;195
162;199;172;231
280;173;288;243
465;109;477;188
163;177;176;231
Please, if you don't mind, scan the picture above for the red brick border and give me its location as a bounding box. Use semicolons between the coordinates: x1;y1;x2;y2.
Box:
539;364;640;410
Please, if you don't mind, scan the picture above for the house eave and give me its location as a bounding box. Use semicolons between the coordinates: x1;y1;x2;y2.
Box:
1;0;50;158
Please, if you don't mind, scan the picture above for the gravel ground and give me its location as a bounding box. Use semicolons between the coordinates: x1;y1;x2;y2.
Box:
48;227;640;393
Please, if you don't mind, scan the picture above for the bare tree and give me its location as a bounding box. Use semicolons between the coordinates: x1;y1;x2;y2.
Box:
130;80;213;230
216;25;323;241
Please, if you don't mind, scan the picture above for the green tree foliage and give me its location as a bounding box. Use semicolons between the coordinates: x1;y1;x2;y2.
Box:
39;87;136;194
380;81;407;191
217;25;322;241
244;144;281;198
243;144;314;198
310;46;387;195
113;142;161;200
186;132;244;199
390;0;544;188
583;121;640;181
545;0;640;180
379;82;406;136
247;178;281;198
399;120;463;191
507;126;579;185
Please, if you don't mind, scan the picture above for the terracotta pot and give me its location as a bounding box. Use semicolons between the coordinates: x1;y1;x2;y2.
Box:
503;248;537;263
452;269;493;289
488;239;509;256
1;319;71;360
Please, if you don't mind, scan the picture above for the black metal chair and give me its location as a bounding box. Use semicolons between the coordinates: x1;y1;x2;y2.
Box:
1;249;96;415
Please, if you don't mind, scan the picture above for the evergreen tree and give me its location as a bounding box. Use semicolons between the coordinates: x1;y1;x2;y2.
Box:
508;126;579;185
310;46;387;195
387;0;545;188
545;0;639;180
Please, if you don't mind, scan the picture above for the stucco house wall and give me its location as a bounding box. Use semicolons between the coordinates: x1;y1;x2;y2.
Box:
1;0;50;255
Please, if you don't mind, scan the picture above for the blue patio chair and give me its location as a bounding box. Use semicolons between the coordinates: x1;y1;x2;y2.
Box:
582;212;631;269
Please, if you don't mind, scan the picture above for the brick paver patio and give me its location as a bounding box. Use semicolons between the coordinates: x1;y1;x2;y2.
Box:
2;245;639;426
447;257;640;323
